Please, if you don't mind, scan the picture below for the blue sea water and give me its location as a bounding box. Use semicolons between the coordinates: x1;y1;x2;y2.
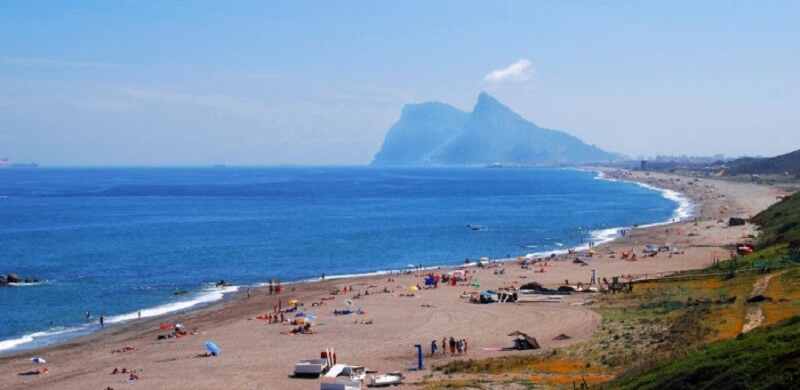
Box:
0;167;683;353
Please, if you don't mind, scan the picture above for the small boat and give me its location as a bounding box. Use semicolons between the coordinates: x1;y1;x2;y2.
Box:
367;373;403;387
320;364;366;390
293;358;330;378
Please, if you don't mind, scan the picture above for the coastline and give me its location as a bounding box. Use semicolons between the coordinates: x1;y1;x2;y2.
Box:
0;168;688;356
0;169;787;390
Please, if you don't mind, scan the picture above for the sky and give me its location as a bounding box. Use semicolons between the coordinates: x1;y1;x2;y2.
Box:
1;1;798;166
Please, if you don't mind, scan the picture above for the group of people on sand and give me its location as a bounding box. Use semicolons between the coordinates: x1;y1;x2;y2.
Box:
256;299;291;324
110;367;139;381
430;337;468;357
267;280;283;295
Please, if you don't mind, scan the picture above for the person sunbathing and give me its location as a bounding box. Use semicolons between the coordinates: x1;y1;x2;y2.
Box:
19;367;48;376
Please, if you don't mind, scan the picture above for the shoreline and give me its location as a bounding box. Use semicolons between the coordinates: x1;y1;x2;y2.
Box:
0;169;788;390
0;168;690;356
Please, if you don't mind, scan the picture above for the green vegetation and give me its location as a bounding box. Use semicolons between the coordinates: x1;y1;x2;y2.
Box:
750;192;800;252
698;192;800;273
420;193;800;388
608;316;800;389
606;191;800;389
726;148;800;176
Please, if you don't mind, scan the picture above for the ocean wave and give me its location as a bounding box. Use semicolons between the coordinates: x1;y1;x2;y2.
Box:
0;327;81;354
0;285;239;354
106;285;239;324
594;170;695;224
6;281;47;287
522;170;694;260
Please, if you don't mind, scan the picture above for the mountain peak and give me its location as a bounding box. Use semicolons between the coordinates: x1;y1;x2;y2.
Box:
475;91;502;107
473;91;515;117
372;93;618;166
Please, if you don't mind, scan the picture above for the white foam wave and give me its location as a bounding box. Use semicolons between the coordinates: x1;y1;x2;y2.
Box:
633;183;694;226
0;285;239;354
523;170;693;260
591;227;625;246
107;285;239;324
595;170;695;224
0;327;79;354
7;281;46;287
0;334;35;351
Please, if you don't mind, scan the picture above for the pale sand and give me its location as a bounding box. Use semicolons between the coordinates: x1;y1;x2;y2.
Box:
0;171;788;390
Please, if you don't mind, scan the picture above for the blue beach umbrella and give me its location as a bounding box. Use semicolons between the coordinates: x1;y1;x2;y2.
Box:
204;341;221;356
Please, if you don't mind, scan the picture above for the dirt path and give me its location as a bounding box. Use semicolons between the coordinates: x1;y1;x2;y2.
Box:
742;272;783;333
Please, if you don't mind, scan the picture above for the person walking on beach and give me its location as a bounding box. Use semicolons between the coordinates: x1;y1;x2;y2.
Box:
449;337;456;355
99;315;105;328
463;338;468;354
430;340;438;357
85;311;91;321
138;310;141;320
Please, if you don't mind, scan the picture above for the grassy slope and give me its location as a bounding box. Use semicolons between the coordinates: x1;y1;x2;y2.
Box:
420;193;800;389
727;148;800;176
610;316;800;390
608;191;800;389
750;191;800;250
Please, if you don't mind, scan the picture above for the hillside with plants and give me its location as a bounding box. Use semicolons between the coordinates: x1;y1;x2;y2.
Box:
750;191;800;253
726;148;800;176
419;190;800;389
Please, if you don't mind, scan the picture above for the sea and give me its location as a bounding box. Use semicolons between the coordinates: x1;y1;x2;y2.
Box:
0;166;690;354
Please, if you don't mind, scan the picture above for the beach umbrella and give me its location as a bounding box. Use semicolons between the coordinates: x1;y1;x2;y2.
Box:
204;341;221;356
31;357;46;364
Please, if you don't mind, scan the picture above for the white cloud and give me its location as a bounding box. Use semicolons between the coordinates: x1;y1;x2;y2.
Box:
484;59;533;83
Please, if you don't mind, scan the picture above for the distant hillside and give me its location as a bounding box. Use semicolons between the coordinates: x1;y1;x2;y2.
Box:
726;148;800;176
751;191;800;250
371;92;618;166
371;102;468;165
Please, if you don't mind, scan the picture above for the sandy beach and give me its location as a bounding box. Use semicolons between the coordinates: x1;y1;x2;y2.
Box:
0;170;788;390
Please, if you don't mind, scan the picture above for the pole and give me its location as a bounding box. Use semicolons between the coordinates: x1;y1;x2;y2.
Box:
414;344;424;370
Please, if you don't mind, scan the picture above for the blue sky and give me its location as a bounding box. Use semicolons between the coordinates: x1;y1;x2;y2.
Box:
1;1;798;165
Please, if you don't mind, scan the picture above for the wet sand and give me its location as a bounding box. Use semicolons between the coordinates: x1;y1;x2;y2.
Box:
0;170;788;390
